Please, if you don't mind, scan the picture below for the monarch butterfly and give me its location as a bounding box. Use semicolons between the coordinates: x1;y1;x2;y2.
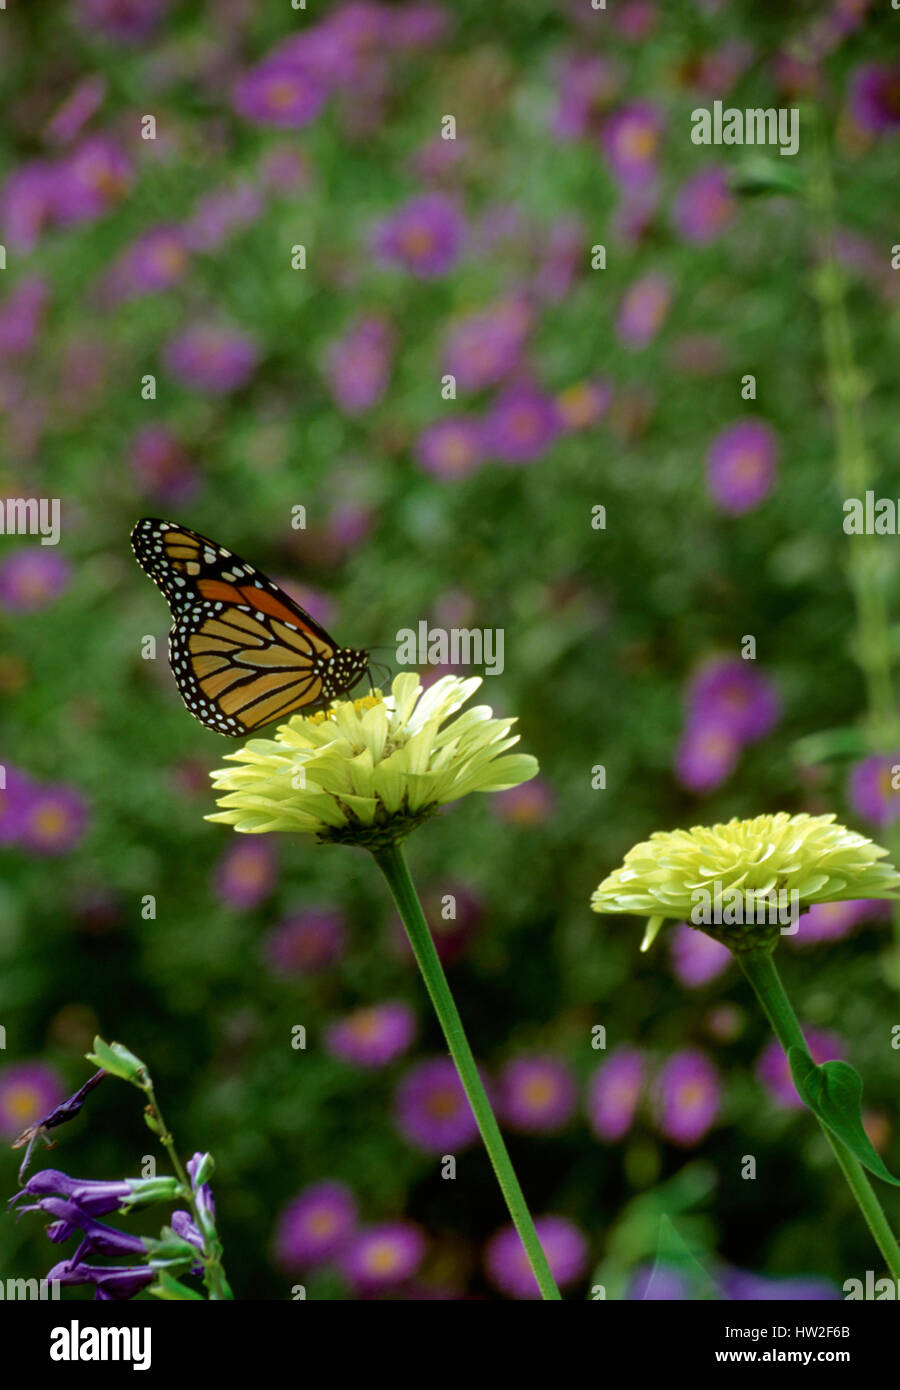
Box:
131;518;372;736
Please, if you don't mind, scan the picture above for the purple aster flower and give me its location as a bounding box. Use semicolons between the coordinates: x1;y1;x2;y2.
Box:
602;102;664;186
0;549;70;612
612;183;660;246
654;1049;721;1146
275;1180;358;1268
9;1070;106;1171
443;299;531;391
498;1056;577;1134
722;1268;840;1300
372;193;465;278
416;416;486;480
394;1057;479;1152
669;922;732;988
0;277;50;359
164;324;258;394
492;776;555;824
848;63;900;134
627;1264;689;1299
707;418;779;514
0;162;57;251
20;784;88;855
45;75;108;146
616;271;673;349
325;316;394;415
614;0;659;40
791;898;890;948
233;58;327;129
685;656;781;743
340;1221;426;1294
47;1258;154;1301
410;134;468;183
324;1001;416;1068
484;385;561;465
118;225;190;294
263;908;345;975
185;181;264;251
53;136;132;224
674;720;740;794
587;1048;645;1142
673;167;735;243
485;1216;587;1299
394;880;484;965
73;0;173;43
213;838;277;910
552;54;621;141
129;425;198;503
0;766;35;845
756;1029;844;1110
0;1064;65;1139
386;3;451;49
847;753;900;828
556;379;612;431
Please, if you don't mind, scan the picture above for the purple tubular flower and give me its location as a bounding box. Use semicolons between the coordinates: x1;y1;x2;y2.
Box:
171;1209;203;1251
340;1222;426;1293
372;193;465;278
186;1152;216;1233
20;783;88;855
443;299;531;391
263;908;345;975
485;1216;587;1299
213;837;277;909
484;385;561;464
233;59;328;128
498;1056;577;1134
10;1169;181;1215
324;1001;416;1068
38;1198;147;1260
275;1181;358;1269
654;1049;721;1146
416;417;486;480
164;324;259;395
669;922;732;987
790;898;890;947
685;656;780;743
616;272;673;349
46;1259;155;1301
325;316;394;415
848;63;900;134
847;753;900;828
0;550;70;612
393;1057;479;1152
707;418;779;514
673;167;735;243
587;1048;645;1142
756;1029;844;1110
674;719;740;794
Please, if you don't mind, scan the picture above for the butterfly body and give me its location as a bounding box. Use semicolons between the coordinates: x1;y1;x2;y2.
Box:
131;518;370;735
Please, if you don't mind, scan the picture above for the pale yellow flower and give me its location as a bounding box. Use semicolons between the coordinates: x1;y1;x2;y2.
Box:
590;812;900;953
207;673;538;848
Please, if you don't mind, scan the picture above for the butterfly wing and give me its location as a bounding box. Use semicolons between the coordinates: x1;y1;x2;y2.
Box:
131;518;370;735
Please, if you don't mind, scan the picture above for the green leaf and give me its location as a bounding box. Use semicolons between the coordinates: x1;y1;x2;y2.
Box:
787;1049;900;1186
643;1215;721;1300
148;1270;204;1301
85;1036;148;1086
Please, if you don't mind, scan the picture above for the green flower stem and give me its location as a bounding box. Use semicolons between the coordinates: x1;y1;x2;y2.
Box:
142;1077;233;1301
739;949;900;1279
807;112;900;976
373;842;562;1301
